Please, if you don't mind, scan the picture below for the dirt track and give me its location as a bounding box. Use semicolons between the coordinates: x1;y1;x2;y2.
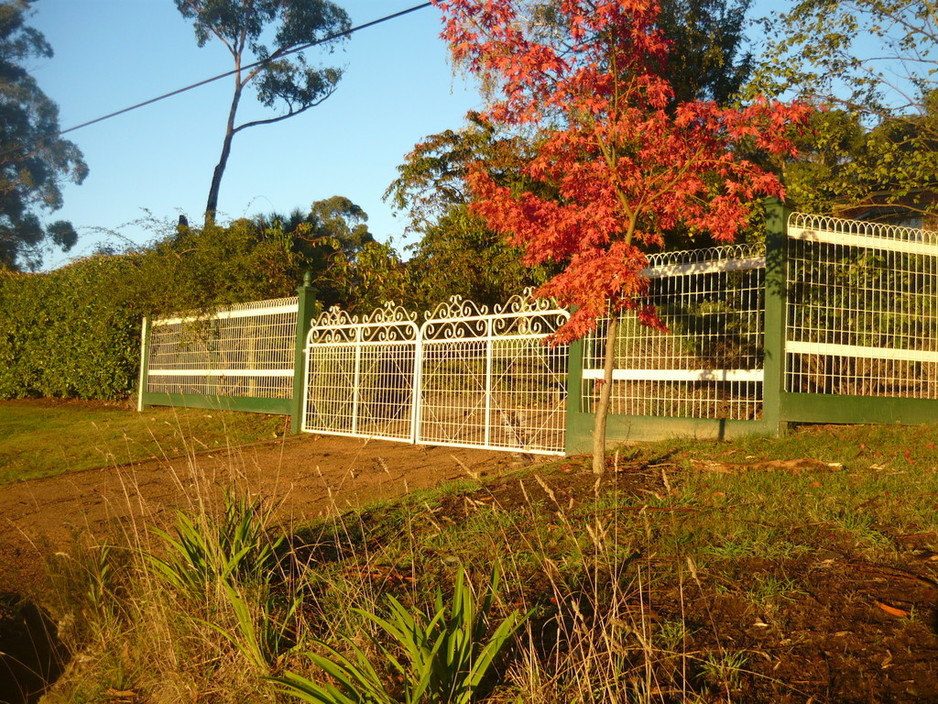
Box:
0;433;519;600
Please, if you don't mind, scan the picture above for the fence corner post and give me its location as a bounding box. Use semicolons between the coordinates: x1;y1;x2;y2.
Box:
763;197;791;437
564;337;586;455
137;316;151;413
291;273;318;435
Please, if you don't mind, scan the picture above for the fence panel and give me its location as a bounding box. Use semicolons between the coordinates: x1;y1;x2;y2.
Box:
142;297;298;413
582;243;766;421
303;295;569;455
303;304;419;442
786;213;938;399
417;297;569;455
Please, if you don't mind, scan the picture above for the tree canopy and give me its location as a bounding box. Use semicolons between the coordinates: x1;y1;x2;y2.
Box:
751;0;938;220
388;0;758;307
433;0;810;471
0;0;87;271
175;0;351;220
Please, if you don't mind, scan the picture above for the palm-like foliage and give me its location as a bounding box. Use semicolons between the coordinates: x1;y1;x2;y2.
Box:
275;566;527;704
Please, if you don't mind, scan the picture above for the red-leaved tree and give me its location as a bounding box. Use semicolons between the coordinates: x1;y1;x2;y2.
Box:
434;0;812;472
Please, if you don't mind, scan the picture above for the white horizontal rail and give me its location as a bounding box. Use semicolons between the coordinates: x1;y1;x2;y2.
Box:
416;439;565;456
155;303;299;327
786;340;938;364
643;256;765;278
147;368;293;377
307;339;418;348
583;368;764;383
788;226;938;257
301;428;412;443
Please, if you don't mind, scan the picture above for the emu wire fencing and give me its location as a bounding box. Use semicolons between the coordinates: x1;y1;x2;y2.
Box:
565;200;938;450
138;296;300;416
140;200;938;454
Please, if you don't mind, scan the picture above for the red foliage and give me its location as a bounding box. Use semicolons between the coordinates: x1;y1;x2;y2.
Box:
434;0;811;342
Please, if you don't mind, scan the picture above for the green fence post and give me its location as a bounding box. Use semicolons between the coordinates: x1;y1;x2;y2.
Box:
291;272;318;434
564;337;587;455
763;197;791;436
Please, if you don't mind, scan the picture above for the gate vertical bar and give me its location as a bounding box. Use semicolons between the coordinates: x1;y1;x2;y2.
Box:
763;197;791;436
291;273;317;434
484;317;494;446
352;326;362;435
412;322;425;444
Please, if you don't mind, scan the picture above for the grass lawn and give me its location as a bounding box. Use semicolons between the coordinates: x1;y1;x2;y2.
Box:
41;421;938;704
0;399;289;483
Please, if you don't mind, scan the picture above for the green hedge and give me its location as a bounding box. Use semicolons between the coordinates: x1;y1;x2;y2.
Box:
0;219;313;400
0;255;141;399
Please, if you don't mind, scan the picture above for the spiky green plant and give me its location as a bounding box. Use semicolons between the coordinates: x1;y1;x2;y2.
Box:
274;566;527;704
148;489;283;594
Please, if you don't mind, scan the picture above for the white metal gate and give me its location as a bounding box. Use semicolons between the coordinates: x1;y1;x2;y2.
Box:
302;294;569;455
303;303;419;442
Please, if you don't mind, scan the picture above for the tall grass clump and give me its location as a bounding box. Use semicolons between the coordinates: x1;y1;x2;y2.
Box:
488;475;683;704
276;566;526;704
44;484;301;703
42;448;774;704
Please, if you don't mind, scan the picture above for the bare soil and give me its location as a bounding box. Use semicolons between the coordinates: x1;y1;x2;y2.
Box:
470;463;938;704
3;405;938;703
0;430;517;601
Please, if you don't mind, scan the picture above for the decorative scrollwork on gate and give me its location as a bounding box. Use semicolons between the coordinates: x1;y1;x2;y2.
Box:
421;296;490;340
421;290;569;340
309;302;418;344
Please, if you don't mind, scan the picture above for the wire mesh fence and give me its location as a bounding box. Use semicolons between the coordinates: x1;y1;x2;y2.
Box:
786;213;938;398
303;295;570;455
140;210;938;444
146;297;298;398
303;303;419;442
582;243;766;421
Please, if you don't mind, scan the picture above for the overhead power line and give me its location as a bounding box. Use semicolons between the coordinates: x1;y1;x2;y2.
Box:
59;2;434;136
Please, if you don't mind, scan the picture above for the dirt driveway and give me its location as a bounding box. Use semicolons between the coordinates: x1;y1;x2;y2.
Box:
0;433;520;600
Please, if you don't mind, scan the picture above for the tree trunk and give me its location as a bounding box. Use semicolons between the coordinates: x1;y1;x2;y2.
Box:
592;313;619;474
205;78;243;224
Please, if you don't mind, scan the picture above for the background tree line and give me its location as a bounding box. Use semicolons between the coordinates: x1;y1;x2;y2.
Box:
1;0;934;402
0;196;400;399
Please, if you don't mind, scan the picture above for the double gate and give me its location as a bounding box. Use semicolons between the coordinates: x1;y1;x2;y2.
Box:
302;295;570;455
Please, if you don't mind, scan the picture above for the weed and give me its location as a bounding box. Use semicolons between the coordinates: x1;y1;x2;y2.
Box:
699;649;749;692
148;489;283;596
275;565;526;704
744;574;804;609
653;619;690;653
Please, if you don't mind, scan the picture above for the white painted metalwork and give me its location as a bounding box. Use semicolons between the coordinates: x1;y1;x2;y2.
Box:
582;368;764;383
584;243;766;421
302;293;570;455
417;295;570;455
145;296;298;398
786;213;938;398
303;302;419;442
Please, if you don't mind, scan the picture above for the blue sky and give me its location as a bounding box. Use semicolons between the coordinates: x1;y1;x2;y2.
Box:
26;1;915;271
30;1;482;269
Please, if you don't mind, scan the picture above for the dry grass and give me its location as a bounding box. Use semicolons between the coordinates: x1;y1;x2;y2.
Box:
32;422;938;703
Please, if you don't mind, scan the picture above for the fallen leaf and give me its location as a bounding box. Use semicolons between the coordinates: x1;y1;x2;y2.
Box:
874;600;909;618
